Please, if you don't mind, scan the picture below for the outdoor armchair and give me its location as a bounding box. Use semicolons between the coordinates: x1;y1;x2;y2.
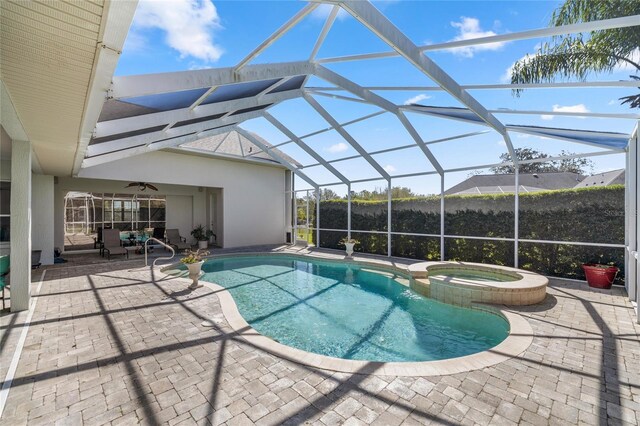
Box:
102;229;128;260
166;229;191;251
0;255;9;310
151;227;166;242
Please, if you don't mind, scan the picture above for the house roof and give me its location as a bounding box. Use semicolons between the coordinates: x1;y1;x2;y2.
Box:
452;185;549;195
445;172;585;195
181;130;301;167
573;169;625;188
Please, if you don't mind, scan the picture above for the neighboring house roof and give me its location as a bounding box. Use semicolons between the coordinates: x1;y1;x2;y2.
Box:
573;169;625;188
180;130;301;167
445;172;585;195
453;185;548;195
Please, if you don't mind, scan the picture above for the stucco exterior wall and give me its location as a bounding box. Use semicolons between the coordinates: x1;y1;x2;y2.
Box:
32;174;55;264
54;177;207;251
76;151;287;248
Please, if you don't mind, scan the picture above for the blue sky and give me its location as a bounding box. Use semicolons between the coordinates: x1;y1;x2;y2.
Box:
116;0;637;195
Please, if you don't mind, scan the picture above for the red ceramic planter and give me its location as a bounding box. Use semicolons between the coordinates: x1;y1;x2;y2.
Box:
582;264;619;289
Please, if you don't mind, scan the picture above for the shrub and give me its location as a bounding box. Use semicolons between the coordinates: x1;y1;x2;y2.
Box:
313;185;625;283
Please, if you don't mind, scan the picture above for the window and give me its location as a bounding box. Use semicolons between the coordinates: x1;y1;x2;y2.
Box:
63;192;167;237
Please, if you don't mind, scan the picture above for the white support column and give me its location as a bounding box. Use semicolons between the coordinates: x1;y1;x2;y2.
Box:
316;189;320;248
625;145;632;299
440;174;445;261
284;170;293;244
292;180;297;243
627;122;639;310
635;124;640;322
306;190;310;243
387;180;392;257
347;183;352;239
514;168;520;268
10;140;32;311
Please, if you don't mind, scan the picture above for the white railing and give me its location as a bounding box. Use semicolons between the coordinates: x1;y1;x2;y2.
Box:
144;237;175;268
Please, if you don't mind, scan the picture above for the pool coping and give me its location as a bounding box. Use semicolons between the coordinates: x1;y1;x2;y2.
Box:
161;251;534;376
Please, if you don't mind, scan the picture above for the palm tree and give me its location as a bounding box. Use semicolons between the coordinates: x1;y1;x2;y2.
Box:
510;0;640;108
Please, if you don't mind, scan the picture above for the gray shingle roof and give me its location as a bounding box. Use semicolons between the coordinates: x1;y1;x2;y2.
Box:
180;130;301;167
453;185;548;195
573;169;625;188
445;172;585;195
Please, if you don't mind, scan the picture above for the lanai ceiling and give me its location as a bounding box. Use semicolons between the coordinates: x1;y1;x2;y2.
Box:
0;0;136;175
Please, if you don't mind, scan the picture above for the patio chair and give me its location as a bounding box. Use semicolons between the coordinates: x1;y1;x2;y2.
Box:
0;255;9;310
102;229;128;260
31;250;41;269
95;227;107;256
94;227;102;250
151;227;166;242
166;229;190;251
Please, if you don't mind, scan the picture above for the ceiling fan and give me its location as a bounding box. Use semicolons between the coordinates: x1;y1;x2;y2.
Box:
125;182;159;191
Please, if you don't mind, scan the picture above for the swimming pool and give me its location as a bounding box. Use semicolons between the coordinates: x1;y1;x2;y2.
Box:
193;256;509;362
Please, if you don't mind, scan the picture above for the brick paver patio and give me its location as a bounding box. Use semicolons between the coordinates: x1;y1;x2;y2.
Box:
1;252;639;425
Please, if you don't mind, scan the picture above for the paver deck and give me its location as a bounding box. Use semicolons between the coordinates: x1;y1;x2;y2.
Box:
1;248;639;425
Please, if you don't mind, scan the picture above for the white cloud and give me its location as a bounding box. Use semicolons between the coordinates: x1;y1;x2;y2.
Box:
553;104;590;114
608;99;617;106
311;4;349;21
326;142;349;153
501;45;542;83
134;0;224;62
497;139;506;146
404;94;432;105
384;165;396;173
447;17;507;58
500;52;539;83
123;30;148;53
188;62;209;71
615;48;640;71
541;104;590;120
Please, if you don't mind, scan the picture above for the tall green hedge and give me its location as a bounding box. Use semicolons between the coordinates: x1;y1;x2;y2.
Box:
314;185;625;283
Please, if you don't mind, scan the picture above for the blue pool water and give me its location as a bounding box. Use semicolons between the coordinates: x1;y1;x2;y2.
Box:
197;256;509;362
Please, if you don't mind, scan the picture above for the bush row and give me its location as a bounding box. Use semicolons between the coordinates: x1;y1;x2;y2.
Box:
310;185;626;283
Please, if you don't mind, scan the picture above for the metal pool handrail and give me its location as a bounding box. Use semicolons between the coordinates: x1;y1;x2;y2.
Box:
144;237;175;268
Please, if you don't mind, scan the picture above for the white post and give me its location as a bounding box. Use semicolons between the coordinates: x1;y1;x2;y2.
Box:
440;174;445;261
10;140;32;311
306;190;310;243
628;122;639;311
316;188;320;248
292;179;297;243
625;145;631;299
514;168;520;268
387;180;392;257
347;183;352;239
635;124;640;323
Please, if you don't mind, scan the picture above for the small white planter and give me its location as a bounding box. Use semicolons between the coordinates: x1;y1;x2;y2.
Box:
345;242;355;257
198;240;208;249
186;261;204;289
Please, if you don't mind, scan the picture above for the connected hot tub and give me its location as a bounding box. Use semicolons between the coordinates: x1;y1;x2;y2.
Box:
408;261;548;306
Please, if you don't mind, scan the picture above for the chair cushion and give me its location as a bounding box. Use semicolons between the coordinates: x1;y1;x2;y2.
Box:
105;246;127;254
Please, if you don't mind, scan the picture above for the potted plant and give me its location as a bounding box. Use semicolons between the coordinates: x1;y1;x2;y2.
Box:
339;237;359;257
180;248;210;288
582;262;619;289
191;225;214;249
